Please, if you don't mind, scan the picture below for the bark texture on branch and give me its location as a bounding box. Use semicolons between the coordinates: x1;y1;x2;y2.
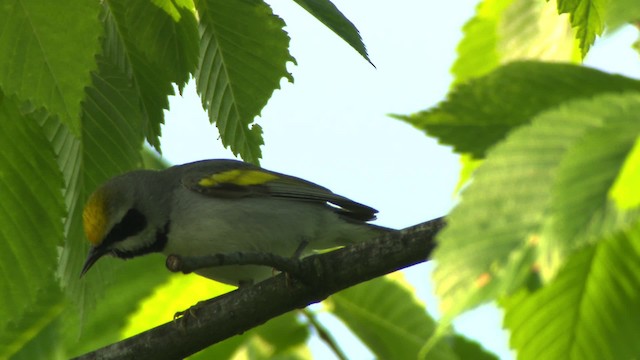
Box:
74;217;444;360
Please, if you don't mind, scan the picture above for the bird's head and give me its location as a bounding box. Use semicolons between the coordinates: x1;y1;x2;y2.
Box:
80;171;166;276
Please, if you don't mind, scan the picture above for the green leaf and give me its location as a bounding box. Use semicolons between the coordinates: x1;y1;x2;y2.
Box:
195;0;295;164
150;0;196;21
326;274;435;359
56;54;147;330
0;96;66;358
122;275;308;359
141;147;172;170
190;311;309;359
230;336;310;360
0;0;102;134
400;62;640;158
124;0;199;92
540;120;640;279
502;223;640;360
103;0;180;150
328;274;498;360
452;0;509;83
609;136;640;210
432;93;640;320
498;0;579;63
556;0;607;57
66;255;172;357
455;154;483;192
449;335;500;360
9;315;65;360
606;0;640;29
253;312;310;356
452;0;577;84
292;0;371;64
121;274;232;339
37;91;163;357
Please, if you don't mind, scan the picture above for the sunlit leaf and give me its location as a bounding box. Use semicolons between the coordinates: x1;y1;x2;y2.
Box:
453;0;577;84
400;62;640;158
540;120;640;279
433;93;640;320
556;0;607;57
609;136;640;210
503;223;640;360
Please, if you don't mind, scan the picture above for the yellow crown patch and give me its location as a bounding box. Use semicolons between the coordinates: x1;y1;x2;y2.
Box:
198;169;279;187
83;190;108;246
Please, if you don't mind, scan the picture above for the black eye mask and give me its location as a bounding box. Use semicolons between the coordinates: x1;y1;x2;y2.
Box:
103;208;147;248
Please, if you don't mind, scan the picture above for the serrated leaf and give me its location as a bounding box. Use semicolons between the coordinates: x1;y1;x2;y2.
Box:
195;0;295;164
0;0;102;134
540;119;640;279
609;136;640;210
400;62;640;158
0;96;66;358
502;223;640;360
125;0;199;92
56;55;146;333
432;93;640;320
292;0;371;64
64;154;169;355
37;97;165;357
452;0;577;84
556;0;607;57
103;0;179;150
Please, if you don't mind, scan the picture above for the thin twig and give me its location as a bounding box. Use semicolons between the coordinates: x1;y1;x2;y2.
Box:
301;308;349;360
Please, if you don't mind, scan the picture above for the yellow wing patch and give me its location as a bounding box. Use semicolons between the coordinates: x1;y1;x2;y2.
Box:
198;169;279;187
83;190;108;246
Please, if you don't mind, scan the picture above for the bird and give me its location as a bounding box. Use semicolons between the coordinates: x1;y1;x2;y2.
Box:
80;159;392;286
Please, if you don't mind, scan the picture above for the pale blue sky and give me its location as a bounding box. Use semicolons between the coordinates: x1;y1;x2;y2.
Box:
159;1;640;358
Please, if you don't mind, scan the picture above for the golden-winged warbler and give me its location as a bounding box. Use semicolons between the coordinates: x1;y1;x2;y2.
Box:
81;159;391;285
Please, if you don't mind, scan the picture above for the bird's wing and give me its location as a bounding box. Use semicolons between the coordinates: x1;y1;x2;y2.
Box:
179;160;378;222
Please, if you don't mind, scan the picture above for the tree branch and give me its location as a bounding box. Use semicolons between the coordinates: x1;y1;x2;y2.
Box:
73;217;445;360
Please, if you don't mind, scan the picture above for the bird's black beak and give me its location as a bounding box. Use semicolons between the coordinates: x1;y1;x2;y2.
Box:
80;246;108;277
